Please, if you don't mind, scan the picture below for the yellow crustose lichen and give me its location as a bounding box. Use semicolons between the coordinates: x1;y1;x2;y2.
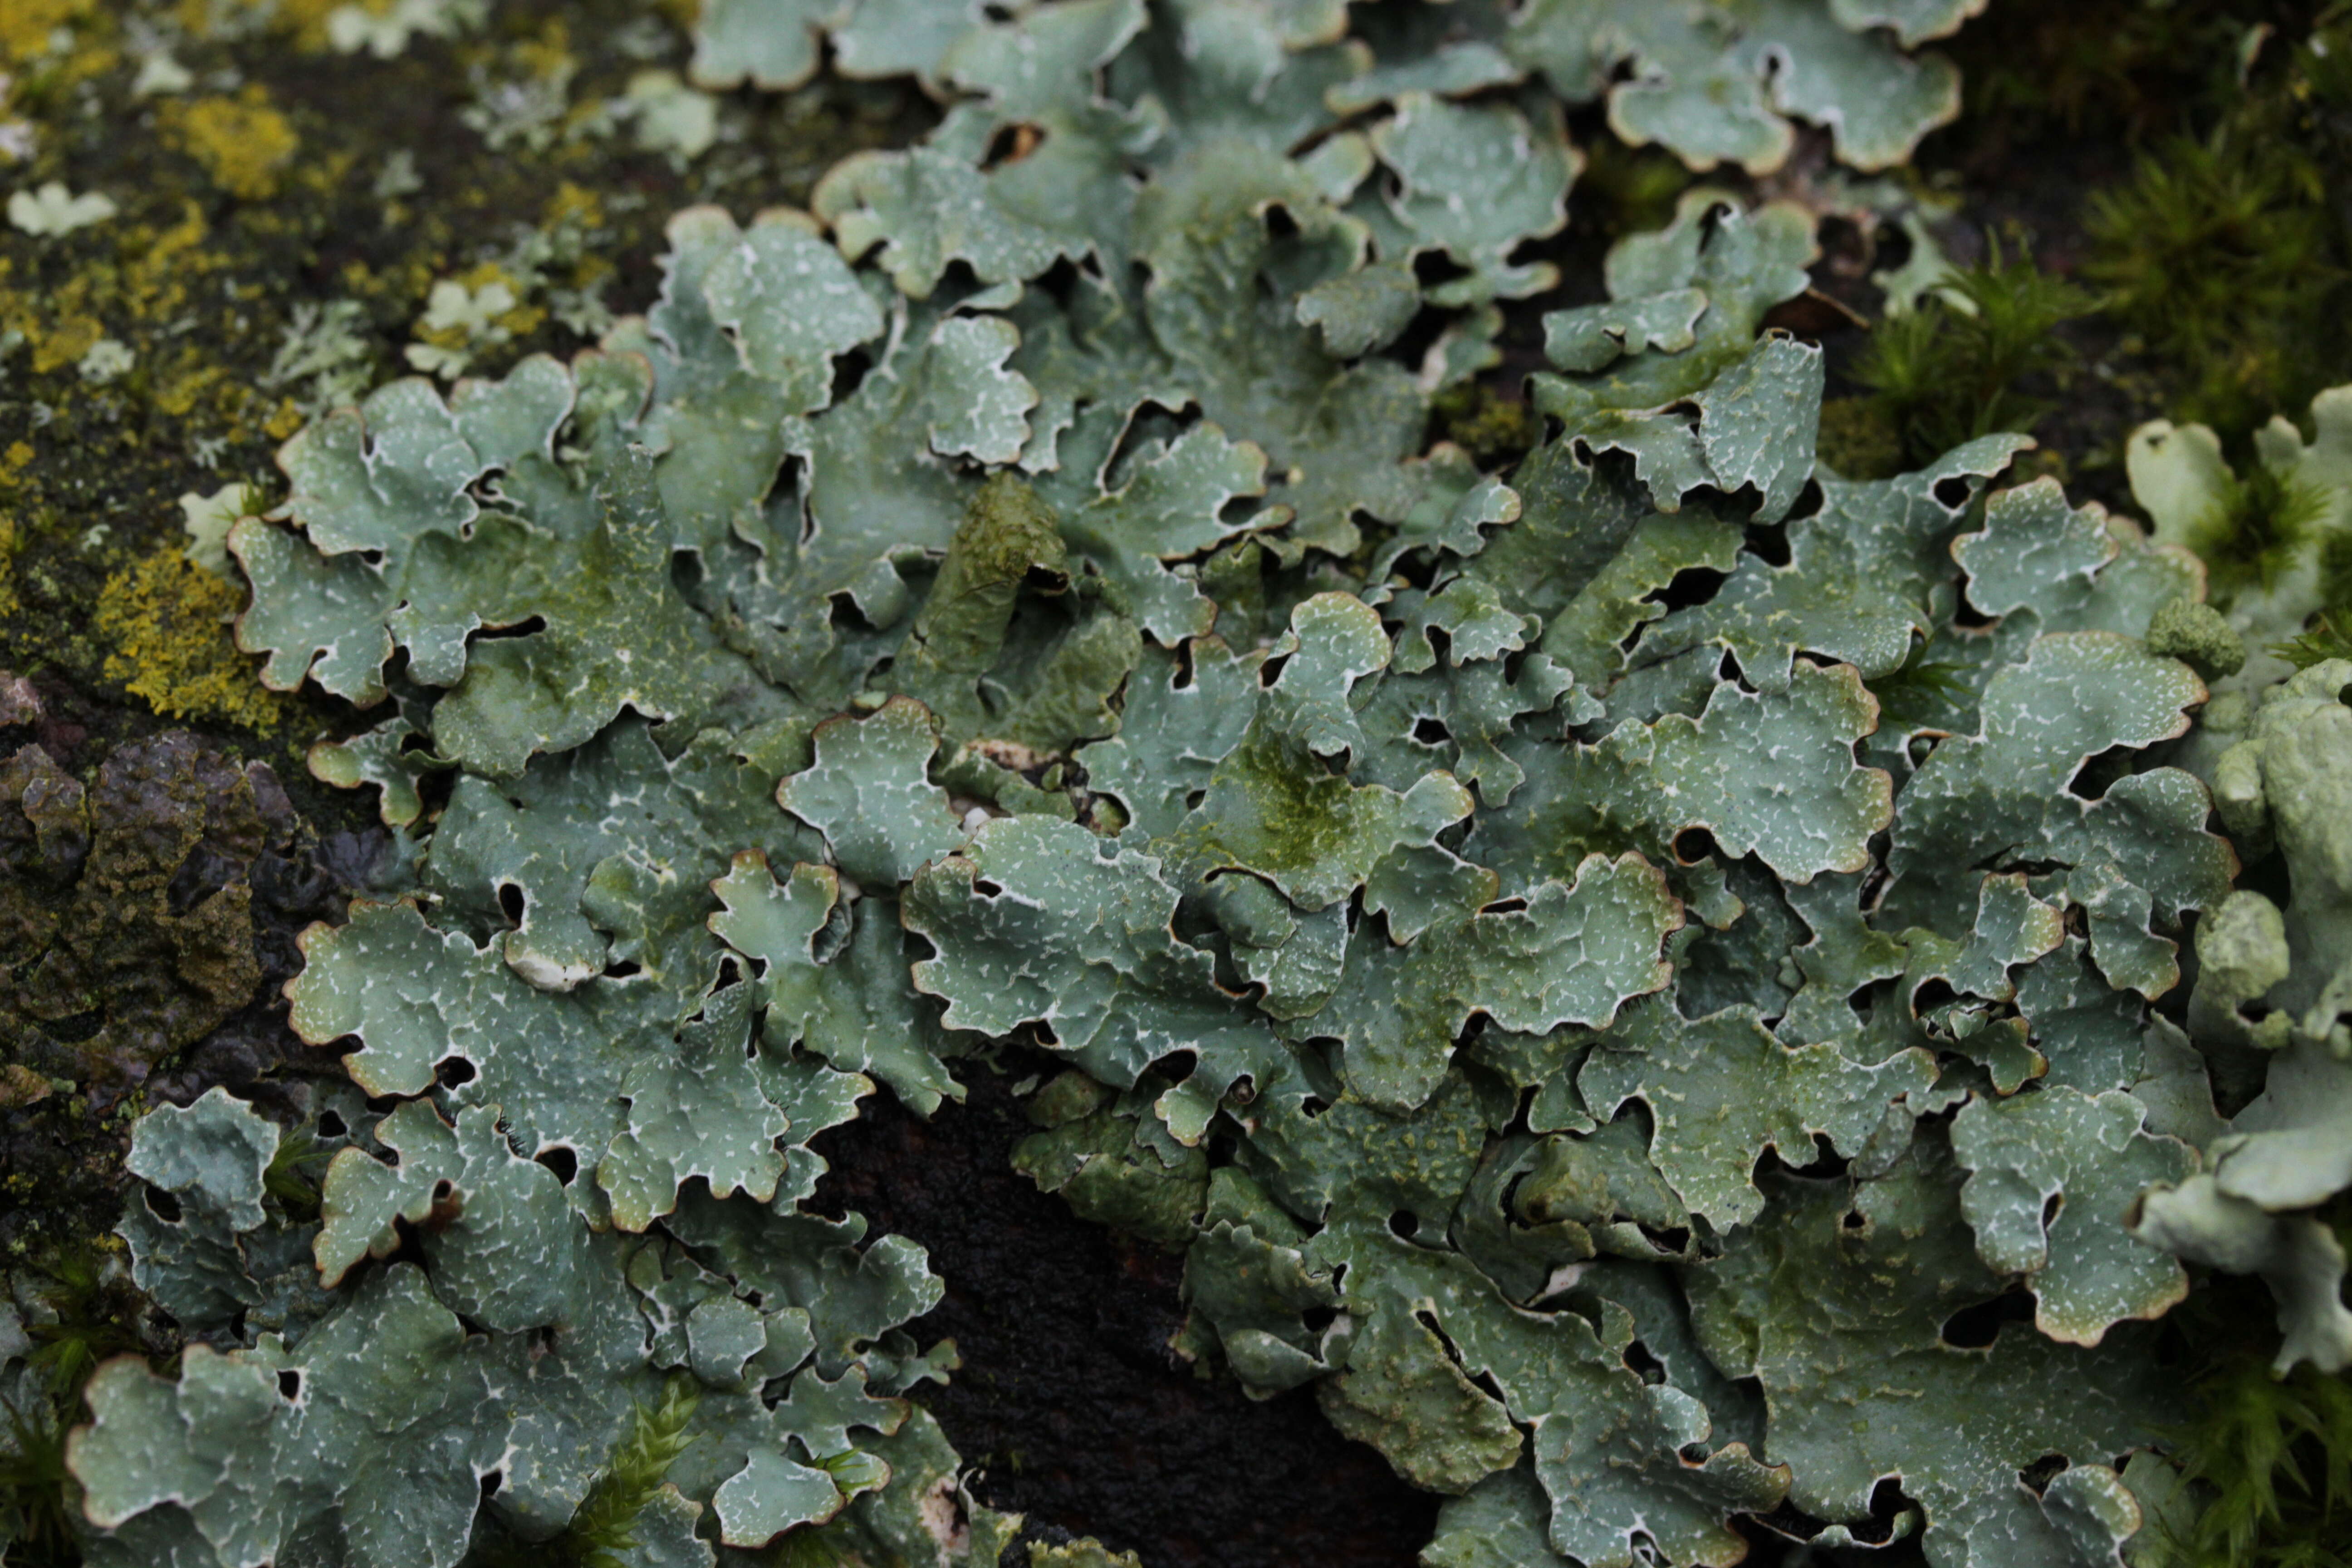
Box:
0;0;88;64
95;544;287;730
159;88;303;201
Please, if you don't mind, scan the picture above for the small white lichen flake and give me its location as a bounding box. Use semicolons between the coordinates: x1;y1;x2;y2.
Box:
78;338;135;385
327;0;487;59
621;69;720;163
8;180;117;237
180;484;256;580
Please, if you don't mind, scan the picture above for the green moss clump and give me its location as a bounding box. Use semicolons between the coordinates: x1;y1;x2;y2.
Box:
2273;611;2352;672
1429;383;1541;470
2087;135;2341;439
1573;135;1695;241
3;1241;146;1568
2;1239;148;1568
0;1385;78;1568
2083;13;2352;441
1814;395;1907;481
2158;1345;2352;1568
1953;0;2268;144
561;1377;701;1568
2183;464;2336;606
464;1375;724;1568
1850;240;2093;470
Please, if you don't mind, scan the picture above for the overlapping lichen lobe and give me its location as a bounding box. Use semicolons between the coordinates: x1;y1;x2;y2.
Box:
0;0;933;1286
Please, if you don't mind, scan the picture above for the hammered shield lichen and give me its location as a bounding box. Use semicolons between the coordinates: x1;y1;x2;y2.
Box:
15;2;2319;1566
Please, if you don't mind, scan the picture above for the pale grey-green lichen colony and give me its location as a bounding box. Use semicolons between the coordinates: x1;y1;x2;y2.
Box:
29;1;2352;1565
